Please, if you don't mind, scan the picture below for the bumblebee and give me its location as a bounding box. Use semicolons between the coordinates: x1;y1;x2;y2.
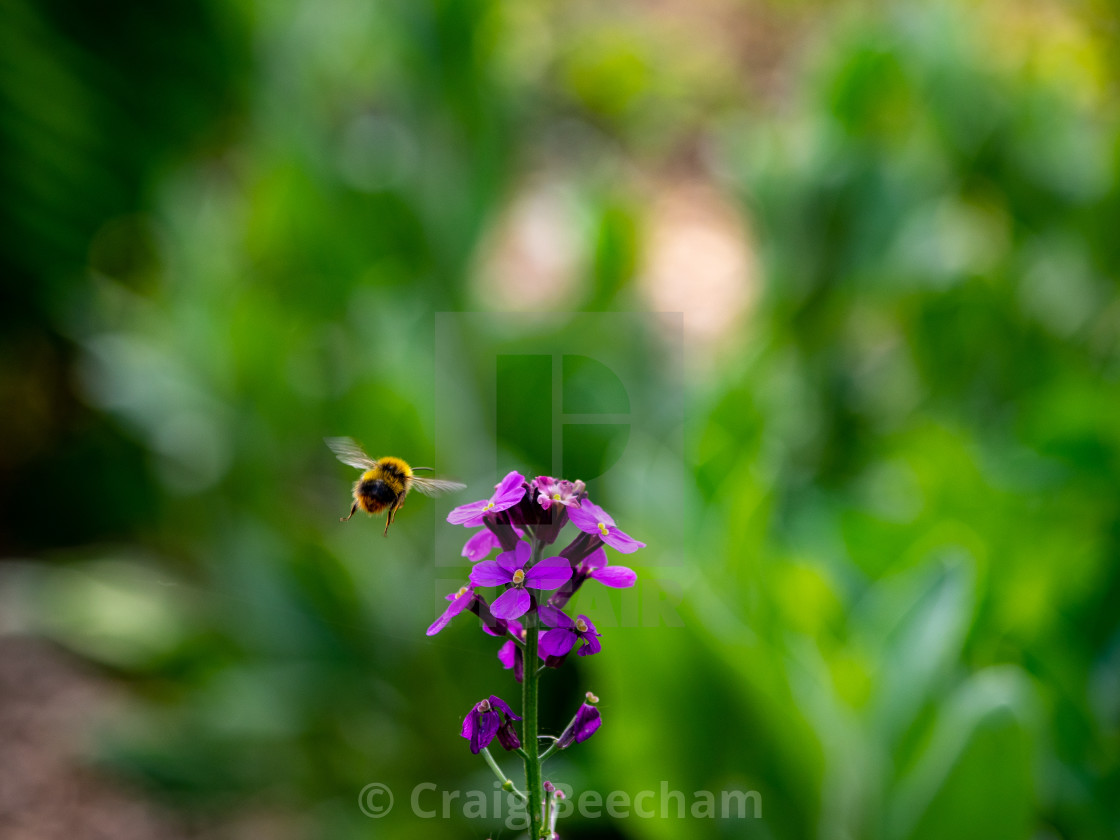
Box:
325;437;466;536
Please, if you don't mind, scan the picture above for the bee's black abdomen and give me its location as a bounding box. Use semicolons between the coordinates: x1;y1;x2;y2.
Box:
360;479;398;507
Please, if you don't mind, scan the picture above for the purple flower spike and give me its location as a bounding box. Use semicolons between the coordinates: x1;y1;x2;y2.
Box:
539;606;602;657
557;695;601;748
470;542;573;620
568;500;645;554
448;471;527;527
461;695;521;754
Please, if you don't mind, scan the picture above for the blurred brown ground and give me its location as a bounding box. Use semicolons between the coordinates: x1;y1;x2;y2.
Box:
0;637;194;840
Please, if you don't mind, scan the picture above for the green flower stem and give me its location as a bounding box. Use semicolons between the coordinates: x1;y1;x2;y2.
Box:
523;623;543;837
523;539;546;838
538;737;559;764
480;747;526;802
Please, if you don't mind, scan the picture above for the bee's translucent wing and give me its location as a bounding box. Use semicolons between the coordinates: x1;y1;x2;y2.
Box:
408;476;468;497
324;437;379;470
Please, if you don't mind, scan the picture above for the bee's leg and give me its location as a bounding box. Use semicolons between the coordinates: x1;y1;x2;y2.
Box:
383;502;403;537
341;500;358;522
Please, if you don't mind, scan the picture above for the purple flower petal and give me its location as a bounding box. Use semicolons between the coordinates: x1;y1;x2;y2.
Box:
590;565;637;588
568;500;614;531
578;633;602;655
447;499;491;526
470;709;499;754
447;472;528;527
426;587;474;636
538;605;574;630
487;694;521;721
557;702;601;748
567;504;603;535
461;709;477;740
470;560;512;588
568;501;643;550
462;528;501;561
498;631;524;682
490;587;531;620
584;548;608;570
587;500;615;526
572;704;601;742
491;471;528;508
602;527;645;554
496;541;531;575
496;720;521;751
539;628;576;657
525;556;573;591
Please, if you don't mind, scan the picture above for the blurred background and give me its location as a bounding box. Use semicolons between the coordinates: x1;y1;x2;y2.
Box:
2;0;1119;837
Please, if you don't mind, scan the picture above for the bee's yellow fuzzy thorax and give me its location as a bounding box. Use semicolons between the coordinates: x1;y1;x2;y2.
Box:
377;456;413;477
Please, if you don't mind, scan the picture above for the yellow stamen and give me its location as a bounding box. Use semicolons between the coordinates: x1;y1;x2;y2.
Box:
575;618;588;632
597;522;609;537
512;569;525;584
483;501;495;512
454;586;469;599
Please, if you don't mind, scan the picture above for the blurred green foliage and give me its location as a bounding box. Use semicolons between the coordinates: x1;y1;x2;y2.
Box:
2;0;1119;839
